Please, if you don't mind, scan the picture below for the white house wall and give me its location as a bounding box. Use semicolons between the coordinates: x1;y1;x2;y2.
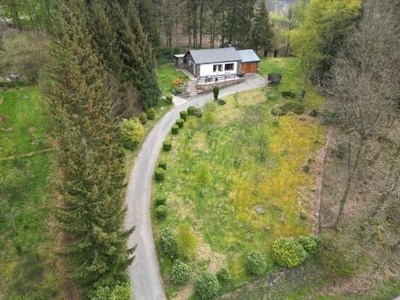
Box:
198;61;238;77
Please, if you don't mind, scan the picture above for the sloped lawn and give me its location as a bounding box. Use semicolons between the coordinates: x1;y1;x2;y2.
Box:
152;58;326;299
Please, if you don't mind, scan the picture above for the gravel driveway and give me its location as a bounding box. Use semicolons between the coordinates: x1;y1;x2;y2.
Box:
124;74;268;300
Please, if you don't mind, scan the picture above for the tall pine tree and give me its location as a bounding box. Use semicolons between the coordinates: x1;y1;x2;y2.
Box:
251;0;273;53
46;0;134;297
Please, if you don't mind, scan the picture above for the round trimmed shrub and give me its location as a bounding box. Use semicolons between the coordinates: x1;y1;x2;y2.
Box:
271;107;284;116
266;92;278;100
155;167;165;181
156;205;168;219
176;118;184;128
171;124;179;134
163;140;172;151
146;108;156;120
217;99;226;105
195;273;219;300
179;110;188;121
120;118;144;150
158;160;167;170
187;106;197;116
165;94;173;105
245;251;266;276
272;237;308;268
171;260;192;284
139;112;147;125
217;268;231;282
155;195;167;206
195;109;203;118
161;228;177;258
309;109;319;117
298;236;320;255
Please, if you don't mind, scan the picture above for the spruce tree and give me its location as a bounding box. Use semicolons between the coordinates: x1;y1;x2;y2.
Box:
45;0;134;297
251;0;273;52
109;0;160;109
133;0;160;51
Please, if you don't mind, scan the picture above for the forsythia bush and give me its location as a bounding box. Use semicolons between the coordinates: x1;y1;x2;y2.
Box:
120;118;144;149
272;237;308;268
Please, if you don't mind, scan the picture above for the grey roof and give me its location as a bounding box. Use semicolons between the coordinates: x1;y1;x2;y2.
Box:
186;47;241;64
237;49;260;63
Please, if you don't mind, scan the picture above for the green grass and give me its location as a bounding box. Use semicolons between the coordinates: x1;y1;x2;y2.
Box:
0;87;59;299
152;58;326;299
157;63;188;95
0;87;51;159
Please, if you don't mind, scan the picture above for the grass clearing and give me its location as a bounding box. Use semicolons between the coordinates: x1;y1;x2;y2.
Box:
152;58;326;299
157;63;189;95
0;87;59;299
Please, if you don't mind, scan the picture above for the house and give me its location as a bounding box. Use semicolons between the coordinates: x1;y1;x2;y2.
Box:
174;47;260;78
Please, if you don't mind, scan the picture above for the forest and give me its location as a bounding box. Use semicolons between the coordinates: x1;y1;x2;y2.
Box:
0;0;399;299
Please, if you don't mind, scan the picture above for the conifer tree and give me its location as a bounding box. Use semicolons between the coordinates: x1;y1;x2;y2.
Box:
251;0;273;53
133;0;160;51
45;0;134;297
110;0;160;109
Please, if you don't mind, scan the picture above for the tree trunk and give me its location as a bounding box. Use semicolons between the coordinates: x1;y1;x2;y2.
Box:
199;0;204;48
335;135;364;229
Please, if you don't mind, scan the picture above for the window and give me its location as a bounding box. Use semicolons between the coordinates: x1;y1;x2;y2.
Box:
225;63;234;71
213;64;223;72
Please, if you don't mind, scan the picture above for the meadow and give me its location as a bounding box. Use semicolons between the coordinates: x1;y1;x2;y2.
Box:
0;87;59;299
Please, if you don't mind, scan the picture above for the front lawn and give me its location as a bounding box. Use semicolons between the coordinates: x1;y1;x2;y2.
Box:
157;63;189;95
152;58;326;298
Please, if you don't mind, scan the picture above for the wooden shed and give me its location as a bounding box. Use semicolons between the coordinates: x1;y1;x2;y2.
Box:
238;49;260;73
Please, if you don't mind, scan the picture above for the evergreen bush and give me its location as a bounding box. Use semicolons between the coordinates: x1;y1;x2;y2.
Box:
187;106;197;116
139;112;147;125
179;110;188;121
146;108;156;120
213;86;219;100
282;91;296;98
171;260;192;284
156;205;168;219
176;118;184;128
171;124;179;134
195;273;219;299
195;109;203;118
272;237;308;268
161;228;177;258
298;236;319;255
217;99;226;105
158;160;167;170
217;268;231;282
165;94;173;105
155;195;167;206
163;140;172;151
267;73;282;84
245;251;267;276
309;109;319;117
155;167;165;181
120;118;144;150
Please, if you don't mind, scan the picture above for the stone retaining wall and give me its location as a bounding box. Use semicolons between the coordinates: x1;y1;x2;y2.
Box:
195;78;245;94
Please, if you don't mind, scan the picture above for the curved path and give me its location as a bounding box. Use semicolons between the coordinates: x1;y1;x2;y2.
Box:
125;74;268;300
